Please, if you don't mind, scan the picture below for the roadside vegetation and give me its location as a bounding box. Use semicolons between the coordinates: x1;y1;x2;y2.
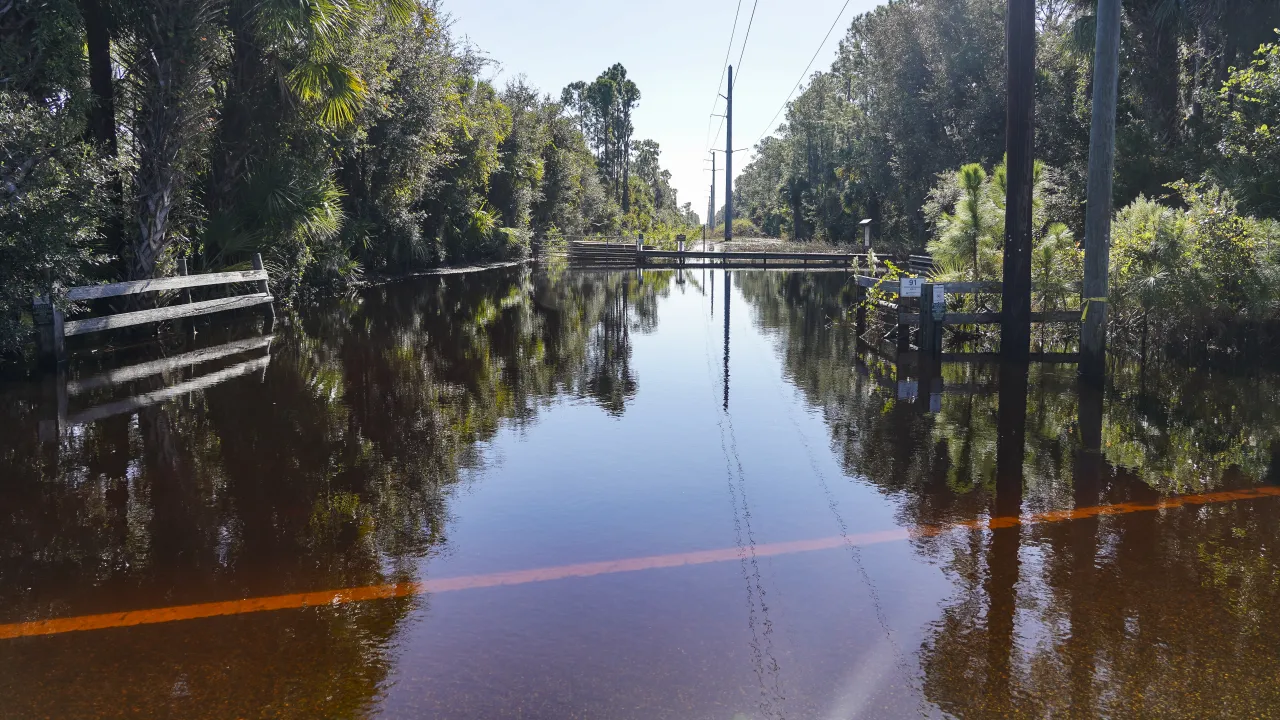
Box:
733;0;1280;350
0;0;698;357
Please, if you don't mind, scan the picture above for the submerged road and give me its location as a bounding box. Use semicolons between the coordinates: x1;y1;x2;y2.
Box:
6;485;1278;641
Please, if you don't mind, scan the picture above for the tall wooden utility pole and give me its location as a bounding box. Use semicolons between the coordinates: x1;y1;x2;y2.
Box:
1081;0;1122;381
725;65;734;243
1001;0;1035;360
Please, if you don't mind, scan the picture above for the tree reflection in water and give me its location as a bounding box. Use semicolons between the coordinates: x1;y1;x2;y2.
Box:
737;270;1280;716
0;267;668;718
4;268;1280;716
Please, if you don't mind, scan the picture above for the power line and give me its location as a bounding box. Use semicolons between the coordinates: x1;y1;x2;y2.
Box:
732;0;761;82
753;0;855;149
704;0;747;153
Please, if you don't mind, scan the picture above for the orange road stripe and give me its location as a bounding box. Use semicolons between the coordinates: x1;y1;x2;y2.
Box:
3;485;1279;641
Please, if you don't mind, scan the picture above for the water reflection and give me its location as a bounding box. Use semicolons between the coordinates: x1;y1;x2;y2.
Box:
3;268;1280;717
0;268;668;717
737;271;1280;716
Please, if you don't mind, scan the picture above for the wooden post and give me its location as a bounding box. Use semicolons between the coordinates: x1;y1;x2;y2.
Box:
33;294;66;367
177;258;193;304
177;257;195;336
921;283;942;357
252;253;275;323
1001;0;1036;360
897;295;912;354
1081;0;1121;383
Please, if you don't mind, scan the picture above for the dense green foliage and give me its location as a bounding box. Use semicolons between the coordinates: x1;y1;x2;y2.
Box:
923;158;1080;299
736;0;1280;251
1109;182;1280;347
733;0;1280;348
0;0;694;356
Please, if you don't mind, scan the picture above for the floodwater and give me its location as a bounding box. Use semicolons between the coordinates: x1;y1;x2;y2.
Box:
3;267;1280;719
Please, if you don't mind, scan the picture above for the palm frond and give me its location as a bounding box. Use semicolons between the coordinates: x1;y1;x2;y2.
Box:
287;60;367;127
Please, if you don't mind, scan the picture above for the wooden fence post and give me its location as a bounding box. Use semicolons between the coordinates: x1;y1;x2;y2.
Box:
897;295;913;354
177;257;196;336
920;283;938;356
33;294;66;367
252;253;275;323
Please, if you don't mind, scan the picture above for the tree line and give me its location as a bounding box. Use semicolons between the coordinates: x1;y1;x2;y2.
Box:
734;0;1280;349
0;0;697;357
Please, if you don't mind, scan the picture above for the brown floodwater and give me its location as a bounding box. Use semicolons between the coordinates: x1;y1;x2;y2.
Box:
3;267;1280;719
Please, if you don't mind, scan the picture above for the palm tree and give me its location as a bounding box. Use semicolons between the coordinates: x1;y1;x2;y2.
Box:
202;0;412;270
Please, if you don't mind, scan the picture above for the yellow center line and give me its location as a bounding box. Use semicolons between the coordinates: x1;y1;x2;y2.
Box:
4;485;1278;641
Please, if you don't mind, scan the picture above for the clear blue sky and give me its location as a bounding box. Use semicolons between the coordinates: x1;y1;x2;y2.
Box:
448;0;886;224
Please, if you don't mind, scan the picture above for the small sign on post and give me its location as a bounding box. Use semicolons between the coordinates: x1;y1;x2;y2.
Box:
900;277;923;298
677;234;686;253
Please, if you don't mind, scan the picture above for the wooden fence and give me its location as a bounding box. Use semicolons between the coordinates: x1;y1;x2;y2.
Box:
854;273;1082;356
34;254;274;366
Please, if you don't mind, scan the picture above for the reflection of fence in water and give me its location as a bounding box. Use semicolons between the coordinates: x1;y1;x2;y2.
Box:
38;335;273;442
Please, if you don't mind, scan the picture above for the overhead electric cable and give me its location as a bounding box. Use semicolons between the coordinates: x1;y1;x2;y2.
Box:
754;0;854;148
704;0;747;152
732;0;761;82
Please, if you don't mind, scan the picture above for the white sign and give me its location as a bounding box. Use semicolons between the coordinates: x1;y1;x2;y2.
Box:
900;277;923;298
933;284;946;304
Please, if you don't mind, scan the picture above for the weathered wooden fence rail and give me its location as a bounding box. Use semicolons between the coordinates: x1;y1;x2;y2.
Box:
34;254;274;366
853;273;1084;356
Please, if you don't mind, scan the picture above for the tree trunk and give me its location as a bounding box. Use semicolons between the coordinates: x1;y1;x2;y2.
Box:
79;0;127;272
127;0;213;280
207;0;258;225
80;0;116;154
622;135;631;213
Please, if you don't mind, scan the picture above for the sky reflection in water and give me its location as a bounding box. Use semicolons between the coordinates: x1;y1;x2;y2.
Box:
3;267;1280;719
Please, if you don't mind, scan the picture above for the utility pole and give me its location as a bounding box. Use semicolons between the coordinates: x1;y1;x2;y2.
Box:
725;65;734;244
1001;0;1035;360
710;152;716;244
1081;0;1121;382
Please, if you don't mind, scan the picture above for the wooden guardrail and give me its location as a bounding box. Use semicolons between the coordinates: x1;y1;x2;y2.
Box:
640;250;865;265
34;253;274;366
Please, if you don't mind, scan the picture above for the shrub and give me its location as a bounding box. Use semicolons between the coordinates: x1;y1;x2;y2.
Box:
1109;181;1280;344
0;93;111;358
